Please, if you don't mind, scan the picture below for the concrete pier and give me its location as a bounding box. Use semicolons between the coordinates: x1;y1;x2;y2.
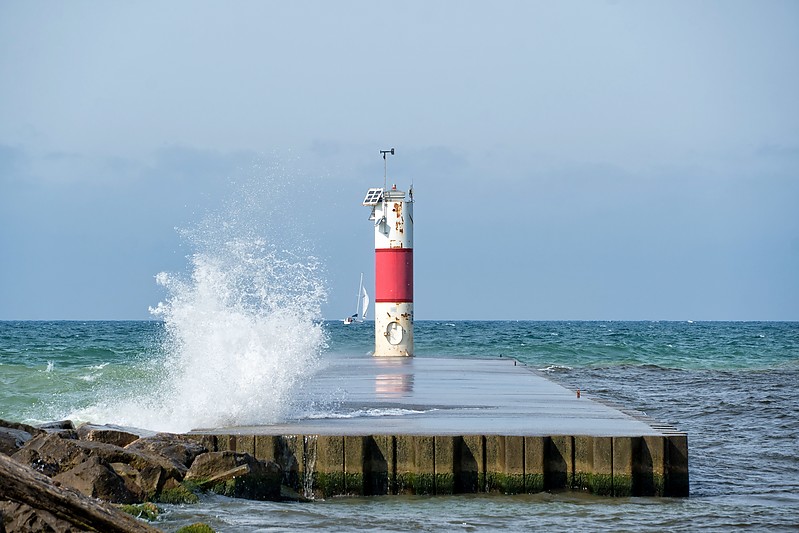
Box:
189;356;688;498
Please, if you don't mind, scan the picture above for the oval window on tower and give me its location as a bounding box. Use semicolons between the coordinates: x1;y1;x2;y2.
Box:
386;321;404;345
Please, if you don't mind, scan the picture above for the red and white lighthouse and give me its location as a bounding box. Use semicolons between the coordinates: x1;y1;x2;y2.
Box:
363;149;414;357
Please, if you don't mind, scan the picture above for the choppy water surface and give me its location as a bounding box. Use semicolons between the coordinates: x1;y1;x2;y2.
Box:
1;320;798;531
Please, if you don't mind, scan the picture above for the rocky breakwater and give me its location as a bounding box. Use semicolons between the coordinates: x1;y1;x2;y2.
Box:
0;419;285;533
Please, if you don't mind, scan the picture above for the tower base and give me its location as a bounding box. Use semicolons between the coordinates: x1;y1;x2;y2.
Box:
374;302;413;357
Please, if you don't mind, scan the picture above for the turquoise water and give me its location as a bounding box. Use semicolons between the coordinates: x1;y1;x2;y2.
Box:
340;320;799;370
1;320;798;531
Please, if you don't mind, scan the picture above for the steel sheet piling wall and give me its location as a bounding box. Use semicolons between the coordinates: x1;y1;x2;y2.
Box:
201;433;689;497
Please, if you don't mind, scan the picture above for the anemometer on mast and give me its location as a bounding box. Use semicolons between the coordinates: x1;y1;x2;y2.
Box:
380;148;394;191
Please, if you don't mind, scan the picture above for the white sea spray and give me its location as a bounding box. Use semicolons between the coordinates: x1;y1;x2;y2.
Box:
146;240;326;431
70;159;328;432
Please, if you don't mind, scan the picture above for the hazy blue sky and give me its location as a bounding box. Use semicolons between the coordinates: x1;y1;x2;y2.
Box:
1;1;797;320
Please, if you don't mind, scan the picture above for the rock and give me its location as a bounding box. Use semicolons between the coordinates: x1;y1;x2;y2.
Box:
0;419;44;436
110;461;146;497
13;433;116;476
185;451;281;501
53;456;143;504
11;433;77;478
0;420;44;457
112;462;166;502
37;421;76;432
36;420;78;439
0;500;82;533
12;433;190;503
0;453;160;532
17;433;182;479
0;428;34;457
125;434;207;475
77;424;141;448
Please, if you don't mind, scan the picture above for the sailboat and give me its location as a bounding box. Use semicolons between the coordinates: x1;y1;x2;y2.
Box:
343;273;369;325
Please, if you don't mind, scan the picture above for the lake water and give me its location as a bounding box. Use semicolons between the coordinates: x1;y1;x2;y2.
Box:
2;320;797;531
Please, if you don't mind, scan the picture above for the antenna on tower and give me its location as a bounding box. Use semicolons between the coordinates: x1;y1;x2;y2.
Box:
380;148;394;191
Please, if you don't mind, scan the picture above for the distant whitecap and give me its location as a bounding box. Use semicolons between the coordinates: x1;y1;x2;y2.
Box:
538;364;572;373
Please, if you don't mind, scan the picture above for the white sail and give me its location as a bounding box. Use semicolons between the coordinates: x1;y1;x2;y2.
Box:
361;286;369;320
344;273;366;324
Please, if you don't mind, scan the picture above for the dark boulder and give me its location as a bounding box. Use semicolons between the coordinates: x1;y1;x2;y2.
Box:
12;433;124;476
11;433;79;478
12;433;187;502
185;450;281;501
125;433;207;475
77;424;142;448
53;455;143;504
111;462;166;502
0;453;160;532
0;419;43;436
0;428;34;457
37;421;75;432
0;420;44;457
36;420;78;439
0;500;82;533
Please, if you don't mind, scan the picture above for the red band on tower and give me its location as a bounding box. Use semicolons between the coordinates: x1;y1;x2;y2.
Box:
375;248;413;302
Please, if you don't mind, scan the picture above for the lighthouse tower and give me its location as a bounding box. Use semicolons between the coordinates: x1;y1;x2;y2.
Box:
363;149;414;357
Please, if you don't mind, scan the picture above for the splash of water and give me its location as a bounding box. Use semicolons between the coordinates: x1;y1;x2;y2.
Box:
71;161;328;432
148;243;327;432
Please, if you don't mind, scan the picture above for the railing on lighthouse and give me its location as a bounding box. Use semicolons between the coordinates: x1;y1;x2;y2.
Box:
363;148;414;357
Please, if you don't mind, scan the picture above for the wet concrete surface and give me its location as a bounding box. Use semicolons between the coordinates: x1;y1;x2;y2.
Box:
194;356;677;437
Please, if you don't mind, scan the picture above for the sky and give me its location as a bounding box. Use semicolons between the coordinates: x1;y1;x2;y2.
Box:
1;1;797;321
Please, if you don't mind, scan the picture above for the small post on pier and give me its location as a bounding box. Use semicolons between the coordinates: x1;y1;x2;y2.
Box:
362;148;414;357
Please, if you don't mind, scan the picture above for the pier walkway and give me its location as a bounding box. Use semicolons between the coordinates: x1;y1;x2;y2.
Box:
190;356;688;498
